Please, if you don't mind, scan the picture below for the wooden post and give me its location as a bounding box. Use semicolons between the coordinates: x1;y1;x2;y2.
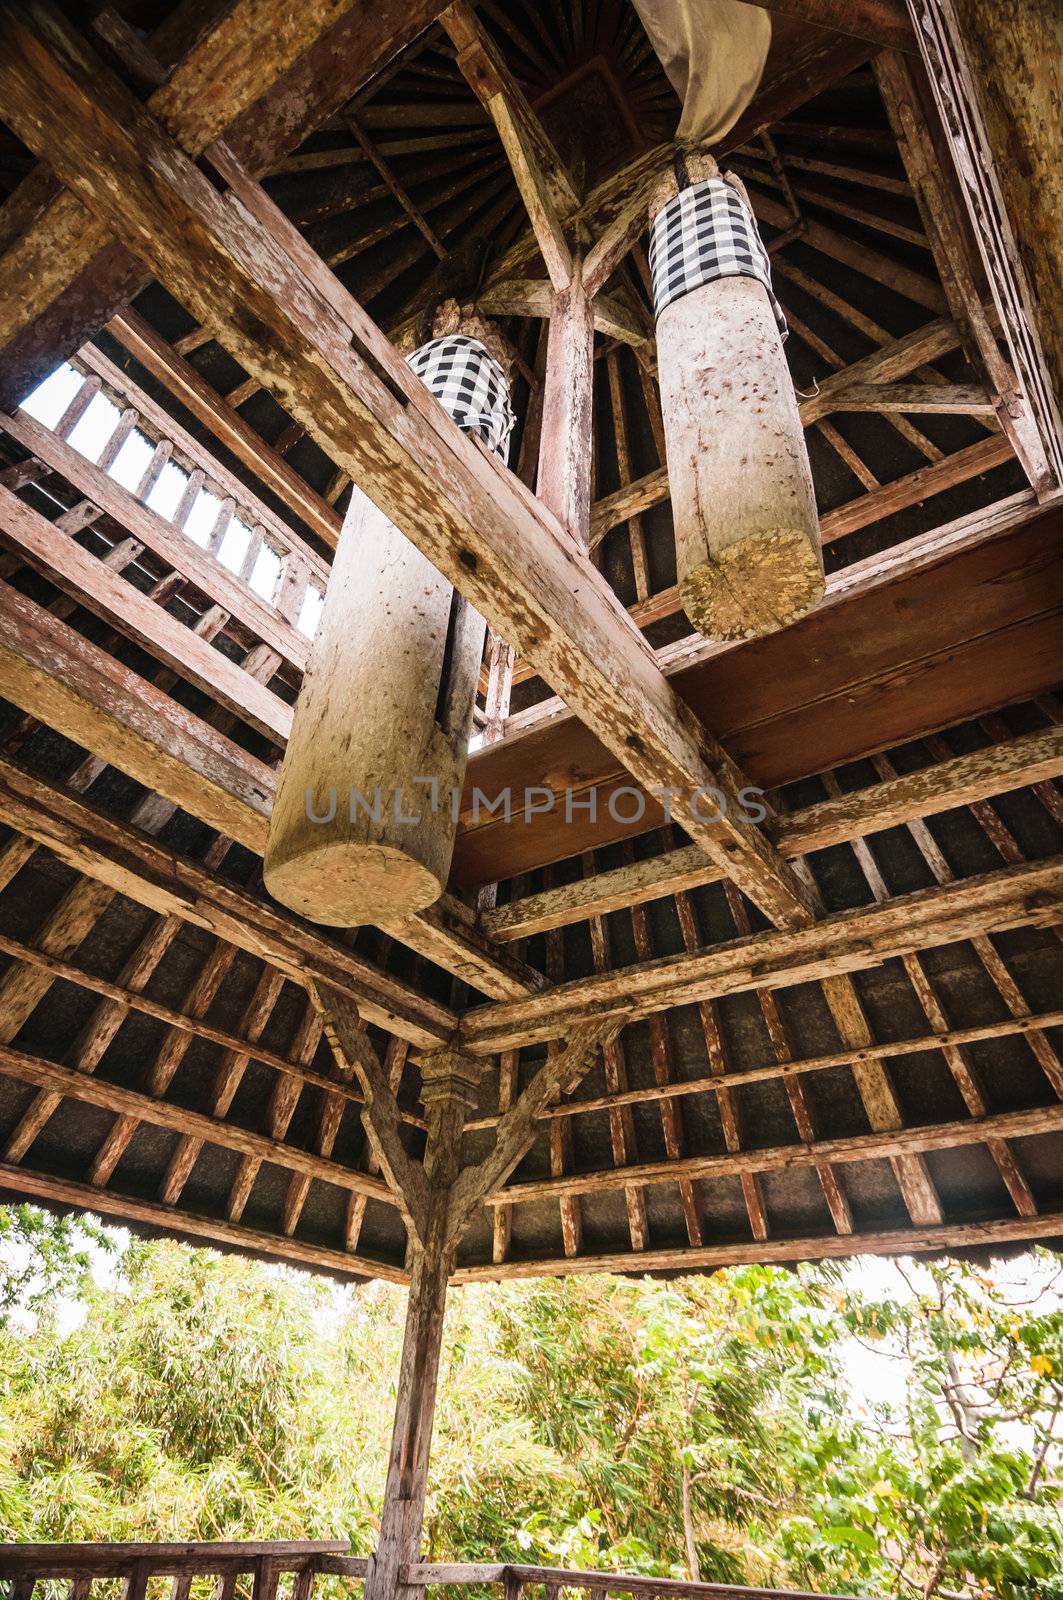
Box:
536;270;596;546
264;484;484;925
364;1048;481;1600
649;154;823;641
265;310;513;927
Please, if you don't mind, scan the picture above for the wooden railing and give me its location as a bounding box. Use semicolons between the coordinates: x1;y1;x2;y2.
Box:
0;1542;363;1600
403;1564;856;1600
0;1548;861;1600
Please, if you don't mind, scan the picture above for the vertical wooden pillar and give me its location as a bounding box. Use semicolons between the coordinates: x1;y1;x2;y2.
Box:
265;309;512;928
364;1048;481;1600
649;155;822;641
536;270;596;546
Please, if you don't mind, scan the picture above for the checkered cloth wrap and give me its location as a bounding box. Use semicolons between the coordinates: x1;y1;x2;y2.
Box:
407;334;515;462
649;177;786;336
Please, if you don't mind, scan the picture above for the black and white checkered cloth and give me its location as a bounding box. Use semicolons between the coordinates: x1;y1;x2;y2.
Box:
649;177;786;336
407;334;515;462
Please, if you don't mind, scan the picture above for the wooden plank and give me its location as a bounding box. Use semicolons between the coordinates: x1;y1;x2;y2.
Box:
453;1207;1063;1280
462;1011;1063;1132
456;502;1062;884
75;341;330;589
461;855;1063;1051
913;0;1063;484
0;15;818;933
0;1544;347;1575
826;381;995;413
476;279;649;348
441;1;579;291
0;578;539;1001
0;1038;397;1205
874;47;1056;495
480;726;1063;947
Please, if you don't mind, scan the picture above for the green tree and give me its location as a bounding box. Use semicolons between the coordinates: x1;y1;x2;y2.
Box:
0;1209;1059;1599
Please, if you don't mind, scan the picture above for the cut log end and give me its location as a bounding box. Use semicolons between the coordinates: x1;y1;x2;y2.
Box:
679;525;825;641
264;839;444;928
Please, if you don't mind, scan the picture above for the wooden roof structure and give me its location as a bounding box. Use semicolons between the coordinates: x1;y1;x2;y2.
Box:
0;0;1059;1299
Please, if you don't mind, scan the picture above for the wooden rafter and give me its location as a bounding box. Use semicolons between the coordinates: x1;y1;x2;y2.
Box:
0;4;817;933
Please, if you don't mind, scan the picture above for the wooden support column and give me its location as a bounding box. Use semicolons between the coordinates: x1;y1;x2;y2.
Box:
648;156;823;640
536;270;596;547
363;1047;481;1600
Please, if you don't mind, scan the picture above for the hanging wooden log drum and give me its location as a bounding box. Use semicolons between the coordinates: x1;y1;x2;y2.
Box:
265;308;514;926
649;153;823;641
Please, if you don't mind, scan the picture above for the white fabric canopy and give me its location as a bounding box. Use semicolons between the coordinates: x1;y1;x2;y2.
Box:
631;0;771;143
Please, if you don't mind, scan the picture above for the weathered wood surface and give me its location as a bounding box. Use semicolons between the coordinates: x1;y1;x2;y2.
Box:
266;488;483;926
443;0;579;291
0;756;455;1048
0;0;449;407
655;271;823;641
0;577;538;1000
0;1160;409;1284
480;1101;1063;1209
0;484;292;744
875;46;1056;495
0;6;818;934
461;1007;1063;1131
0;1038;398;1206
0;408;311;672
483;723;1063;938
457;504;1063;883
912;0;1063;476
453;1207;1063;1283
741;0;913;51
105;309;342;546
461;856;1063;1051
0;1543;349;1576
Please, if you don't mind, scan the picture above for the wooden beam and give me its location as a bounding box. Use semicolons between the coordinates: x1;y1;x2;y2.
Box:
590;429;1012;550
0;755;455;1049
0;8;818;933
0;578;542;1001
105;308;342;547
0;1038;397;1207
535;273;596;546
476;279;650;347
447;1019;625;1236
0;1160;409;1284
481;1100;1063;1209
309;981;431;1247
0;407;311;672
482;722;1063;938
0;483;293;744
825;381;995;413
441;0;579;291
451;1208;1063;1281
874;47;1057;495
462;1007;1063;1129
0;0;449;407
461;856;1063;1051
739;0;914;52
